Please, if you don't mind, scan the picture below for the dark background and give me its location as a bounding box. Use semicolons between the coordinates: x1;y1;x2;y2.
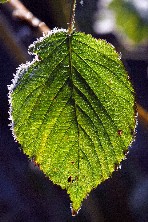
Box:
0;0;148;221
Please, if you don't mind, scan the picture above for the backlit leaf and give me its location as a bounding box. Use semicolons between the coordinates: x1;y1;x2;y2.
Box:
8;29;136;213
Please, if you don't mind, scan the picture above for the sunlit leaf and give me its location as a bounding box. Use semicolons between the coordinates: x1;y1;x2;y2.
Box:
8;29;136;213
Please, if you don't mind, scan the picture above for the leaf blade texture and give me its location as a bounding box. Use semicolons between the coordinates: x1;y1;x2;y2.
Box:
9;29;136;212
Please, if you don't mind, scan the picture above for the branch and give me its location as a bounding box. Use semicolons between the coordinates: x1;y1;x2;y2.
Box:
68;0;77;34
0;13;30;64
8;0;50;34
0;0;51;64
137;104;148;125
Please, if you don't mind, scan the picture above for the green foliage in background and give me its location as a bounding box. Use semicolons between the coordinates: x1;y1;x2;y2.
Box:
109;0;148;44
0;0;9;3
9;29;135;212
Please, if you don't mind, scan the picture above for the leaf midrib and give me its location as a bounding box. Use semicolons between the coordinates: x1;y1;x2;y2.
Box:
67;34;80;171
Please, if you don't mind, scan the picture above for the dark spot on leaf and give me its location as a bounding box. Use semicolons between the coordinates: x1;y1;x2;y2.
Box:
31;156;40;168
71;161;75;164
114;163;119;171
130;127;135;136
33;160;40;168
38;56;42;61
117;130;122;136
123;149;128;155
68;176;72;182
68;176;76;183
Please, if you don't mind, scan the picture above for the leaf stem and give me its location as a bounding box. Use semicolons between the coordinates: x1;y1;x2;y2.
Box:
68;0;77;35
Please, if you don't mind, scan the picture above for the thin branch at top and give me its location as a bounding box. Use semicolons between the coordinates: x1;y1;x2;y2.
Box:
68;0;77;35
8;0;50;34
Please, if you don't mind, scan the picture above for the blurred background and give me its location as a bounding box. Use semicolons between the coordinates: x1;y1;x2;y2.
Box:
0;0;148;221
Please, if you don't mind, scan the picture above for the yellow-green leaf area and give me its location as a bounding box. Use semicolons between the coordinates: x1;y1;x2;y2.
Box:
9;29;136;212
0;0;9;3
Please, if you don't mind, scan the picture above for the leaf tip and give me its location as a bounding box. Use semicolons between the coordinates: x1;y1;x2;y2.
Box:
70;203;81;217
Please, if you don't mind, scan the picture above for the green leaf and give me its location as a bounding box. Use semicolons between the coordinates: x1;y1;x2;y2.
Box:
109;0;148;43
8;29;136;213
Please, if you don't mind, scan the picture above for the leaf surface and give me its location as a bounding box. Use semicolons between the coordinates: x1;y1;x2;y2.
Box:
9;29;136;212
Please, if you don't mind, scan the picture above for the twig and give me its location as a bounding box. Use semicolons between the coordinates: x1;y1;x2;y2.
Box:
68;0;77;34
0;13;30;64
8;0;50;34
137;104;148;125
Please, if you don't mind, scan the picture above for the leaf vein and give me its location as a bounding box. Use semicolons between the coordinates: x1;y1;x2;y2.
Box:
76;103;115;170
